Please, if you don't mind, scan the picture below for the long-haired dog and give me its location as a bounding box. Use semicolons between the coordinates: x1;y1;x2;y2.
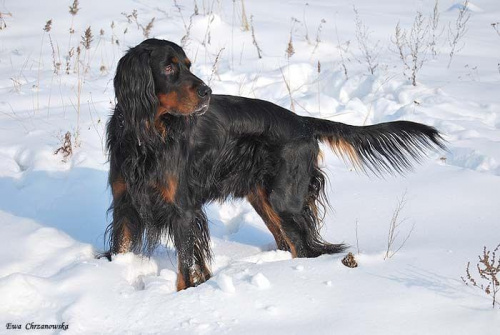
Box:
106;38;445;290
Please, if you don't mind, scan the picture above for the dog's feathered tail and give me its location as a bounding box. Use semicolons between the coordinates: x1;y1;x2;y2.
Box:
307;118;446;175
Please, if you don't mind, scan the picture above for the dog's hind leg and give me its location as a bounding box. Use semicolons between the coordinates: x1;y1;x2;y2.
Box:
267;142;346;257
247;188;290;252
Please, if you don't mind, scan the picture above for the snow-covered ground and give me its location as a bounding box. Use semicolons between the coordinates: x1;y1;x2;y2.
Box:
1;0;499;333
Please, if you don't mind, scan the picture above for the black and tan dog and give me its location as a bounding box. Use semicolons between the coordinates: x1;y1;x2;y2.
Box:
105;38;445;290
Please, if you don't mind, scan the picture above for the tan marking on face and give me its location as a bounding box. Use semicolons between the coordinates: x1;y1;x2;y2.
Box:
184;58;191;68
157;91;179;114
171;57;179;64
157;86;200;116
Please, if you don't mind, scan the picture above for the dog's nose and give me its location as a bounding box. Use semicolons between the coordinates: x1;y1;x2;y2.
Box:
197;85;212;98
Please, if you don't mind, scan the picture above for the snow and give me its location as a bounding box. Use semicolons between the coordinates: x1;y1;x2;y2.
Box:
1;0;499;334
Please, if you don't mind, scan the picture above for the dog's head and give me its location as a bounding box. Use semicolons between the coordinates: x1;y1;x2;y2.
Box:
114;39;212;127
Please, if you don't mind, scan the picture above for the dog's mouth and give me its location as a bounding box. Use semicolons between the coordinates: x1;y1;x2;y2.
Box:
193;99;210;116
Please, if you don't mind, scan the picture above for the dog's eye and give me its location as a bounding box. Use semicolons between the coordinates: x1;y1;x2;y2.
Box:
165;65;174;75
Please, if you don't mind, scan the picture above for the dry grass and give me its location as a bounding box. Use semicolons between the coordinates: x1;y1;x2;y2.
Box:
250;15;262;59
285;18;299;59
208;48;225;86
0;11;12;30
462;244;500;308
448;0;471;68
392;12;429;86
240;0;250;31
54;131;73;162
492;22;500;37
279;67;296;113
353;6;379;75
384;191;415;260
312;19;326;55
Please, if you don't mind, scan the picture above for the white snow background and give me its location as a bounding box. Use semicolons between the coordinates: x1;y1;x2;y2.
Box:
0;0;499;334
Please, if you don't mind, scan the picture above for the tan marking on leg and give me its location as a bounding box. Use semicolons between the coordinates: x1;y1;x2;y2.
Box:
117;223;132;253
112;175;126;200
247;187;297;258
157;174;178;203
176;255;193;291
176;269;187;291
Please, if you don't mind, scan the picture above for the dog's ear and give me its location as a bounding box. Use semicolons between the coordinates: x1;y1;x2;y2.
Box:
114;46;156;129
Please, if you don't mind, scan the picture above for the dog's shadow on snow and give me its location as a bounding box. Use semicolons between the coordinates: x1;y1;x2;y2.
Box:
0;168;274;252
0;168;110;248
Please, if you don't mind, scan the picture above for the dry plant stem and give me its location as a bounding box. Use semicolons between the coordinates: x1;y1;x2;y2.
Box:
173;0;188;31
181;14;194;48
48;33;60;74
286;18;298;59
392;12;429;87
240;0;250;31
335;20;349;80
303;3;310;44
448;0;471;68
87;95;105;155
194;0;199;15
393;22;409;73
37;20;52;113
492;22;500;37
231;0;235;68
202;1;217;46
239;42;245;66
142;17;155;39
89;30;107;74
68;0;79;52
353;6;379;75
81;26;93;74
208;48;225;86
250;15;262;59
75;47;82;146
54;131;73;162
11;56;29;93
279;67;295;113
312;19;326;55
384;191;415;260
317;60;321;114
355;219;360;254
429;0;443;58
0;12;12;30
408;12;429;86
462;244;500;308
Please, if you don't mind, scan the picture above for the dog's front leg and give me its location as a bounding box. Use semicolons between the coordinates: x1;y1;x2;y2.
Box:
172;209;212;291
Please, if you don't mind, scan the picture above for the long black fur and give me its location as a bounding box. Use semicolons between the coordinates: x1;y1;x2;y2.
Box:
105;39;445;290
